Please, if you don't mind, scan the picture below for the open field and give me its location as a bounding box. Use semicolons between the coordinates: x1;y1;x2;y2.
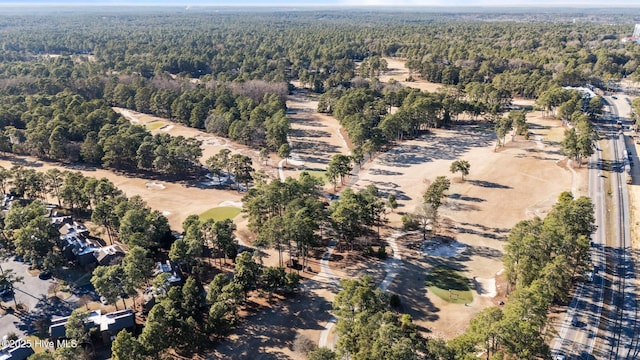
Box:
209;56;585;355
352;110;582;338
283;89;350;185
211;94;584;356
379;57;444;93
5;57;583;357
0;155;243;232
114;108;280;180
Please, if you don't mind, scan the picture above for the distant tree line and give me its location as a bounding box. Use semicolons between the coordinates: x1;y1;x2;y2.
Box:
0;91;203;177
0;10;636;166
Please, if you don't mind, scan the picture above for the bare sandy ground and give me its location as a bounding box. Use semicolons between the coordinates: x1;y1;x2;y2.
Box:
351;111;581;339
208;65;585;355
284;90;350;184
210;112;584;358
379;57;444;93
96;58;584;356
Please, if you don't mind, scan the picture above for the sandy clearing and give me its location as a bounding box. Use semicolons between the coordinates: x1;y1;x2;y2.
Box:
475;277;497;297
0;156;243;232
422;238;467;258
351;112;579;338
379;57;444;93
145;182;166;190
284;90;351;183
212;63;586;354
218;200;243;208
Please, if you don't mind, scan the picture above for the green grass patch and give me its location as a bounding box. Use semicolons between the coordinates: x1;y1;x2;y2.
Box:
145;121;165;130
301;169;327;182
199;206;241;222
425;266;474;304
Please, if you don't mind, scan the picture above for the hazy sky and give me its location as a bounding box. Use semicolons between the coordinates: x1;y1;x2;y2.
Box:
1;0;639;6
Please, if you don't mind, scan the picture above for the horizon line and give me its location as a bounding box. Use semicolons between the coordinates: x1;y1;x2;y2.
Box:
1;3;640;7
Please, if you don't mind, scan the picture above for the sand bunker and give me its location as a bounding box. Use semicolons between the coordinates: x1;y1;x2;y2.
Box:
145;182;166;190
218;200;242;208
195;135;226;147
422;238;467;258
474;277;497;297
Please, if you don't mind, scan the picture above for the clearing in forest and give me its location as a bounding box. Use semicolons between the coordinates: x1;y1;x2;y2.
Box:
213;87;585;356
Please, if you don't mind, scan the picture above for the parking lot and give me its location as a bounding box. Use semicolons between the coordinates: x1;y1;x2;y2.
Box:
0;258;59;338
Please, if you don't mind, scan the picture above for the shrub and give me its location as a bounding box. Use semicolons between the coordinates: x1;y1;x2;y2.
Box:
401;214;419;230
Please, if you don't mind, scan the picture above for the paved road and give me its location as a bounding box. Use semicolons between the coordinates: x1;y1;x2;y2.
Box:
551;117;607;359
596;96;637;360
551;94;636;360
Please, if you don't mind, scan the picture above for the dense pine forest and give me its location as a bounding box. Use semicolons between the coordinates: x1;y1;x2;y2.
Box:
1;9;640;168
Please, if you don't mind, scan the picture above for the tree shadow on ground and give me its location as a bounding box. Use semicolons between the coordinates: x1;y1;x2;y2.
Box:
386;257;440;326
445;201;480;212
466;246;503;259
449;193;485;202
360;179;412;201
9;156;44;168
467;179;512;189
527;122;552;130
455;225;506;240
290;119;327;128
289;128;331;139
523;147;563;157
14;296;75;335
457;222;510;235
211;290;331;359
369;168;404;176
377;126;495;168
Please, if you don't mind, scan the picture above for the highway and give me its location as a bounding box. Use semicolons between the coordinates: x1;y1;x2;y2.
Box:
552;95;636;360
